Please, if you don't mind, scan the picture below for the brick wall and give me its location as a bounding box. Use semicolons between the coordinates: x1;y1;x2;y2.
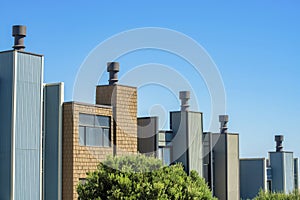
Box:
62;102;114;200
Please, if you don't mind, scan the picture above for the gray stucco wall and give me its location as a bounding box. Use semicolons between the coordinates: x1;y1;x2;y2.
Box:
240;158;266;199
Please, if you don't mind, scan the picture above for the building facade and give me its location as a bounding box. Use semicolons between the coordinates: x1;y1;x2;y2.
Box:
0;25;298;200
0;26;44;200
240;135;299;199
203;116;240;200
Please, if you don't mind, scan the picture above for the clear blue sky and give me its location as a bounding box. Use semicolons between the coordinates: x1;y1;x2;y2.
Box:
0;1;299;158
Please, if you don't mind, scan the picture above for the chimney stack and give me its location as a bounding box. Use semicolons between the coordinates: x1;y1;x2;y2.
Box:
179;91;190;111
107;62;119;85
275;135;284;152
12;25;26;51
219;115;229;134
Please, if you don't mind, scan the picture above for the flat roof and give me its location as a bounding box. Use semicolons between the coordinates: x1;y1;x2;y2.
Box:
63;101;112;109
96;84;137;89
0;50;43;57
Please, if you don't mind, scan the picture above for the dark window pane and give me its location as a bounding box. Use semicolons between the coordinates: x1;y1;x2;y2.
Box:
103;128;110;147
95;116;110;127
79;114;95;126
79;126;85;145
86;127;102;147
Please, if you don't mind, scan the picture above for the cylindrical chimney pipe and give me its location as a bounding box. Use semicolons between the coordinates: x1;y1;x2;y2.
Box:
12;25;26;51
219;115;229;134
275;135;284;152
107;62;120;85
179;91;190;111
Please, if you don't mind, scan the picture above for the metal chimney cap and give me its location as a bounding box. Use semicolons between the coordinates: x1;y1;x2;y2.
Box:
275;135;284;142
12;25;27;36
107;62;120;85
219;115;229;122
107;62;120;72
179;91;190;99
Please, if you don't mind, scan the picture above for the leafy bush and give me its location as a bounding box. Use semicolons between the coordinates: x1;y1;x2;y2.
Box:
77;154;216;200
254;189;300;200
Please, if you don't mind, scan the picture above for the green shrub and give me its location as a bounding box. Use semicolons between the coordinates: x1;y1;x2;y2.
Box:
254;189;300;200
77;154;216;200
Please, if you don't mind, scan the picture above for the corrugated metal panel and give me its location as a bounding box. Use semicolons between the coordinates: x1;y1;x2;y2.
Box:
0;51;14;200
14;52;43;200
43;83;63;200
283;152;294;192
270;152;284;192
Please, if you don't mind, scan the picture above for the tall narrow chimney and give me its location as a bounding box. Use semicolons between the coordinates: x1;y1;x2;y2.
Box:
179;91;190;111
219;115;229;134
12;25;26;51
107;62;119;85
275;135;284;152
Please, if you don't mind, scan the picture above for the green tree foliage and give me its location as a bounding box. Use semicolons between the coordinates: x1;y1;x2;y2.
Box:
77;154;216;200
254;189;300;200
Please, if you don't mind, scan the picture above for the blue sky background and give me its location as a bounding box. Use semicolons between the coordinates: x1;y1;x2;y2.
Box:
0;1;299;158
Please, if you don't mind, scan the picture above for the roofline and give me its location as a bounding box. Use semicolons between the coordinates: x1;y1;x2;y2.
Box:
240;158;266;160
96;84;137;89
170;110;203;114
63;101;112;109
0;50;43;57
137;116;159;120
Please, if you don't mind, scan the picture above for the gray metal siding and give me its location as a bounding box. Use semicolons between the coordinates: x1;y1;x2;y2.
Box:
283;152;294;192
43;83;64;200
240;159;266;199
14;52;43;200
0;51;14;200
227;134;240;200
170;112;188;171
187;112;203;176
270;152;284;192
212;134;227;200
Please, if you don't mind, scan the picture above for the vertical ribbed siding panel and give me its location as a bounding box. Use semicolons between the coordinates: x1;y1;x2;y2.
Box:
0;51;14;200
43;83;64;200
187;112;203;177
283;152;294;193
14;52;43;200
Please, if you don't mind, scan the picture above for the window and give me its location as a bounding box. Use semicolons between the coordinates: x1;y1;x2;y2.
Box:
158;146;171;166
79;113;110;147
